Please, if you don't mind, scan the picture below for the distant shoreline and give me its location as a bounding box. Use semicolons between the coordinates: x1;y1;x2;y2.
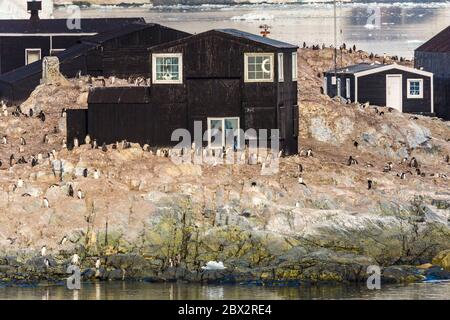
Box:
53;0;450;9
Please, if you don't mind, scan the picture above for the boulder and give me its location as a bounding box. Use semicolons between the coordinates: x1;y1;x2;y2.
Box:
432;250;450;271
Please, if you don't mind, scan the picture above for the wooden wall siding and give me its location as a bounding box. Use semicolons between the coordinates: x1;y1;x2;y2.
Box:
0;35;85;75
415;51;450;119
357;69;432;113
0;25;189;103
66;109;88;148
148;34;298;154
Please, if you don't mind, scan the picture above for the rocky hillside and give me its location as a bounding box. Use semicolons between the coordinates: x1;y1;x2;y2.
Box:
0;48;449;284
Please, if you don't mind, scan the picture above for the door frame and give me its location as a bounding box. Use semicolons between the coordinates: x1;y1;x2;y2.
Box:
386;74;403;112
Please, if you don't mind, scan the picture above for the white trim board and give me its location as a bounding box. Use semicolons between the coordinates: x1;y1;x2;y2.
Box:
0;33;98;37
354;63;433;78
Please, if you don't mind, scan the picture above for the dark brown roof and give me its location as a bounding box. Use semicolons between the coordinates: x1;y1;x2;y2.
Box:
416;26;450;53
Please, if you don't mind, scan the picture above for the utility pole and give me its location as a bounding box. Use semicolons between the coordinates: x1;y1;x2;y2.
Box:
334;0;337;78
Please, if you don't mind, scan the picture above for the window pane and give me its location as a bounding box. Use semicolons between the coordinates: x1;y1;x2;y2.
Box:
210;120;223;147
154;55;181;82
246;54;273;81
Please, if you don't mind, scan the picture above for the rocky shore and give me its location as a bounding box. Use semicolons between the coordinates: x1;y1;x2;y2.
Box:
0;48;449;286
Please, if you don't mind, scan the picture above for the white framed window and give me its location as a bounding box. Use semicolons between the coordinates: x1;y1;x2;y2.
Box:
25;48;41;65
207;117;240;149
292;52;298;81
152;53;183;84
244;53;274;82
407;79;423;99
337;78;341;97
278;53;284;82
50;49;65;56
323;77;327;95
346;78;351;99
331;76;336;85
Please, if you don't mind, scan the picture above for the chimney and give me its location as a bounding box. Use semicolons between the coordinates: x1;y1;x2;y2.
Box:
27;1;42;22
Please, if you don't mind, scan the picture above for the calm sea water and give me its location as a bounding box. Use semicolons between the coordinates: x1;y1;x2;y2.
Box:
0;281;449;300
53;2;450;59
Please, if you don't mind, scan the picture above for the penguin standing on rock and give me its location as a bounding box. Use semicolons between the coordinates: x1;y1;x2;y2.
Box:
41;245;47;257
2;135;7;144
9;154;15;167
59;236;67;246
43;197;50;208
367;180;373;190
77;189;83;199
68;184;74;197
409;157;419;168
83;168;88;178
20;137;26;146
38;111;46;122
101;143;107;152
43;134;49;144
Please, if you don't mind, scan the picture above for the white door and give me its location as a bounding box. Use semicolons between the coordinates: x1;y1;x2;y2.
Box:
386;75;402;111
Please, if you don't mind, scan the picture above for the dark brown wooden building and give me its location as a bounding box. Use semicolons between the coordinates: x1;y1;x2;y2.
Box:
0;1;145;75
76;29;299;155
415;26;450;120
324;63;433;115
0;23;190;103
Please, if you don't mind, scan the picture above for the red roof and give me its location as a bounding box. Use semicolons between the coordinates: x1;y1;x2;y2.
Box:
416;26;450;53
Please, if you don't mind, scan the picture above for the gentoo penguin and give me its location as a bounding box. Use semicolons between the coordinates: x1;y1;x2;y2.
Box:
68;184;74;197
38;111;46;122
142;144;150;152
409;157;419;168
347;156;358;166
71;254;80;265
42;134;49;144
61;108;67;118
298;164;303;173
95;258;101;269
2;135;7;144
101;143;107;152
29;108;33;117
2;109;7;117
367;180;373;190
83;168;88;178
62;138;67;149
353;141;359;148
77;189;83;199
17;178;24;188
30;155;38;167
112;142;117;150
401;157;408;165
9;154;15;167
85;135;91;145
298;177;306;186
59;236;67;246
93;169;100;179
73;137;79;148
398;172;407;180
92;139;98;149
41;245;47;257
44;258;50;268
20;137;26;146
445;154;450;163
43;197;50;208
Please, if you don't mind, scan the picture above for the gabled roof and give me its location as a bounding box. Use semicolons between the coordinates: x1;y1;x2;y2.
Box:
416;26;450;53
325;63;433;78
148;28;298;51
214;29;298;49
326;63;385;74
0;23;166;85
0;17;145;35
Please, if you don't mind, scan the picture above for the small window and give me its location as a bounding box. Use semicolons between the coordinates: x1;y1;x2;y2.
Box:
337;78;341;97
152;53;183;84
207;117;240;149
25;48;41;65
346;78;351;99
331;76;336;85
278;53;284;82
50;49;65;56
323;77;327;95
244;53;274;82
407;79;423;99
292;52;298;81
